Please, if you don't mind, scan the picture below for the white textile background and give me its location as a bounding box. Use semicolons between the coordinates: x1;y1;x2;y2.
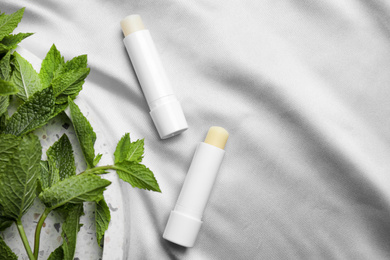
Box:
3;0;390;259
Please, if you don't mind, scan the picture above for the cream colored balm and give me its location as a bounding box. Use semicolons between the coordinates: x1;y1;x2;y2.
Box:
120;15;188;139
163;127;229;247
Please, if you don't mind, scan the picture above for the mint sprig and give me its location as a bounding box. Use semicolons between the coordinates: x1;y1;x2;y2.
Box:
68;99;161;246
0;134;41;259
0;7;161;260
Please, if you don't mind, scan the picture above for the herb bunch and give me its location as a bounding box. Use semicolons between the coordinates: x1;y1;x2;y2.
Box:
0;8;161;260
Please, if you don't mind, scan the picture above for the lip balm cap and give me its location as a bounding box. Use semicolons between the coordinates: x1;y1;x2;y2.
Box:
150;99;188;139
163;210;202;247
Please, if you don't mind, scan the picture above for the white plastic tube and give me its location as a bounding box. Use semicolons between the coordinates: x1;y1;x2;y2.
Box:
163;127;229;247
121;15;188;139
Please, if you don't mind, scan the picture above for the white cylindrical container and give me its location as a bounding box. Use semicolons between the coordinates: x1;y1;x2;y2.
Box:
175;143;225;219
163;127;229;247
121;15;188;139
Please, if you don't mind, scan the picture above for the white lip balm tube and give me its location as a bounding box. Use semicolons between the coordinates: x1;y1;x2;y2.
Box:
120;15;188;139
163;126;229;247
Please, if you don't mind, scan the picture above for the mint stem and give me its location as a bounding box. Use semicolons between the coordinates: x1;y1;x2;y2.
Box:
81;165;117;175
16;219;35;260
33;207;51;260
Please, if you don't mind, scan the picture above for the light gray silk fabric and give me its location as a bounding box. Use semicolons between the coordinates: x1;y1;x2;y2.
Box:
3;1;390;259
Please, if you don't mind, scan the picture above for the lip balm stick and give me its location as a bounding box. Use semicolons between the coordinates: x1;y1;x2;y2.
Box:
120;15;188;139
163;127;229;247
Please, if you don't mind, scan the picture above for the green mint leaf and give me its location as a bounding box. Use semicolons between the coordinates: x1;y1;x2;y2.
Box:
48;247;64;260
50;102;68;120
114;133;130;164
68;98;96;168
61;203;84;260
0;216;13;231
0;115;5;132
0;134;21;175
114;133;144;164
93;153;103;167
11;51;42;101
127;139;144;163
96;198;110;247
0;8;25;41
0;134;41;220
39;44;64;89
61;54;88;72
0;96;8;116
46;134;76;181
50;54;89;105
0;204;13;231
0;77;15;117
39;173;111;210
0;78;17;95
55;94;75;105
0;236;17;260
38;160;51;192
52;68;89;101
0;32;33;53
46;157;60;188
0;43;8;53
0;51;11;80
115;162;161;192
3;87;55;136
